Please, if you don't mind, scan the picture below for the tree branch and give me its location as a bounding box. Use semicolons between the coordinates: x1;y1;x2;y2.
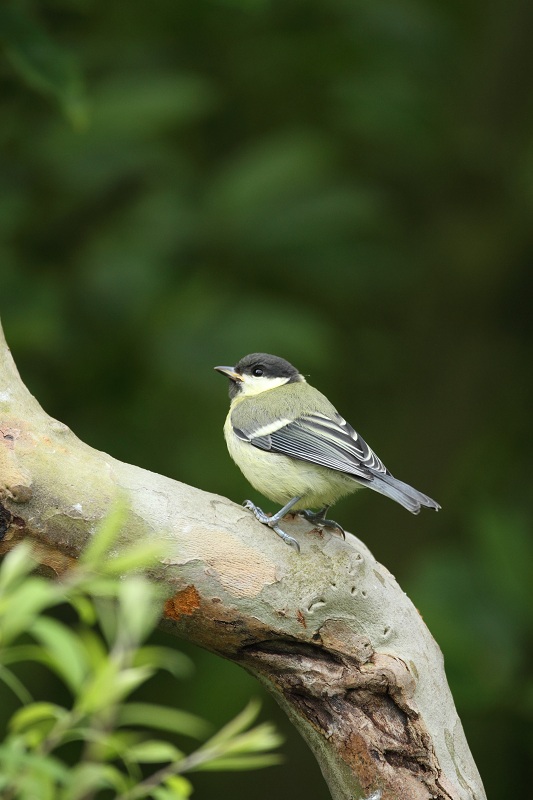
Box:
0;320;485;800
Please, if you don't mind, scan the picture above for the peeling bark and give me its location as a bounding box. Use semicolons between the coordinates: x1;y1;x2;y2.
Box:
0;320;486;800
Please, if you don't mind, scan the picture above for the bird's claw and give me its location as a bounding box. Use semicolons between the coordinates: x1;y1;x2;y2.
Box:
243;499;269;524
272;524;300;552
243;499;300;551
300;508;345;539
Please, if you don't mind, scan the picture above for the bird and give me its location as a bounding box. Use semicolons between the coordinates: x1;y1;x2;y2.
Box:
215;353;440;552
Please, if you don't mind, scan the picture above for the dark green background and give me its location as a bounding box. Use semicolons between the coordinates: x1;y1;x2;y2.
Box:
1;1;532;797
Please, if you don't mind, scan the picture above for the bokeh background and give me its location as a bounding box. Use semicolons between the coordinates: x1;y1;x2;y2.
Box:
1;0;532;797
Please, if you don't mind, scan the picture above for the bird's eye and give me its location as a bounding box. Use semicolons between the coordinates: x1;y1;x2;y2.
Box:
252;366;264;377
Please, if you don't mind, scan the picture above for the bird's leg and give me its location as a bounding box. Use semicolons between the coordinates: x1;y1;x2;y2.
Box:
243;496;302;552
300;505;345;539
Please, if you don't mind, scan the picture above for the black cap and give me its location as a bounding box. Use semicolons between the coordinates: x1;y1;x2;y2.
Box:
234;353;300;380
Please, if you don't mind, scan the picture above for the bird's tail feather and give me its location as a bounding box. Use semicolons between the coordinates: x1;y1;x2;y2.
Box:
363;473;441;514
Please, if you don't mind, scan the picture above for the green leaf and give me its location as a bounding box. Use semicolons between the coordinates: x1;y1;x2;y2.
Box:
79;499;128;567
151;788;184;800
164;775;193;799
116;576;161;644
199;698;261;749
217;722;284;756
0;579;59;643
9;702;66;733
193;753;283;771
0;664;33;704
126;739;182;763
118;703;210;739
92;597;118;646
0;744;69;782
113;666;155;700
0;542;35;594
0;4;87;128
79;576;125;598
76;661;153;714
133;646;193;679
76;628;108;672
13;772;58;800
0;643;45;666
70;594;97;626
29;616;89;692
62;762;129;800
191;704;283;772
104;539;168;576
58;727;139;759
74;658;118;713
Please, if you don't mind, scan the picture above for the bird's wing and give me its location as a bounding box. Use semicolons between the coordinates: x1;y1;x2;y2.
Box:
234;411;389;480
232;406;440;513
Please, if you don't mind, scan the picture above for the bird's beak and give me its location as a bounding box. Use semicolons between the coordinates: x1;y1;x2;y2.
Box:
214;365;243;382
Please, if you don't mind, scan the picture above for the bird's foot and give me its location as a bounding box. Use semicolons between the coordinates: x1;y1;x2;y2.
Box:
243;499;270;524
243;499;301;552
300;506;345;539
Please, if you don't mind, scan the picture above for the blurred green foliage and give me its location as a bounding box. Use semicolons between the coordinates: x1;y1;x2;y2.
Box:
1;0;532;797
0;511;282;800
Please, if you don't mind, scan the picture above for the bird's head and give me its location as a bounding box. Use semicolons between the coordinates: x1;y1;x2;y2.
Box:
214;353;304;399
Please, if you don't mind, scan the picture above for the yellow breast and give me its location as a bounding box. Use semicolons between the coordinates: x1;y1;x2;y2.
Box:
223;412;358;510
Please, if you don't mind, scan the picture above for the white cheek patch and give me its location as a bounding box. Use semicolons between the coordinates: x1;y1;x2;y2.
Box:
238;375;291;397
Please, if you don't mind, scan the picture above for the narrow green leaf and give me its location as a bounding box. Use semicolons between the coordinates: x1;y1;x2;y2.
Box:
113;666;155;700
193;753;283;771
78;576;124;598
117;576;160;644
0;644;44;665
9;702;66;733
92;597;118;646
14;772;57;800
0;579;59;643
62;762;129;800
152;788;182;800
164;775;193;798
74;659;119;714
133;646;193;679
126;739;182;763
118;703;210;739
79;500;128;567
0;664;33;704
0;542;35;594
77;663;153;714
198;699;261;749
58;727;139;758
70;594;97;626
0;746;69;781
76;628;108;672
217;722;284;756
104;540;167;576
30;616;89;692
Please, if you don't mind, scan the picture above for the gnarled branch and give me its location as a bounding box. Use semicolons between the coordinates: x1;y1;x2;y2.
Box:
0;320;485;800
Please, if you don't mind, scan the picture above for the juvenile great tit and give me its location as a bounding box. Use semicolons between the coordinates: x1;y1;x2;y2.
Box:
215;353;440;552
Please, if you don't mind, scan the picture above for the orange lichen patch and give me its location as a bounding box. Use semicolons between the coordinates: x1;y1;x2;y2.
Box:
164;585;201;620
296;609;307;628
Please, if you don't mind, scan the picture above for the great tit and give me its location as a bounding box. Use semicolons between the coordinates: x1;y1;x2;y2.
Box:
215;353;440;552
